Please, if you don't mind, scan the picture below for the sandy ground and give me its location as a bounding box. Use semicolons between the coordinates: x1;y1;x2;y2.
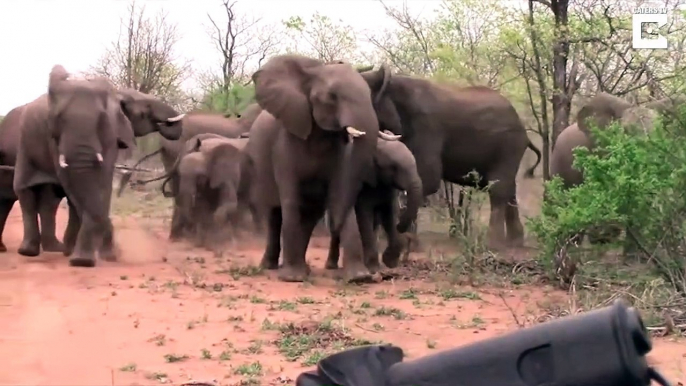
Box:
0;199;684;386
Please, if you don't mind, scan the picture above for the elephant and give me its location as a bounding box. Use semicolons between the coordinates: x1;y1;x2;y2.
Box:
117;103;263;197
160;135;253;247
358;68;542;249
325;138;423;282
246;54;402;282
0;78;184;256
550;92;684;245
12;65;138;266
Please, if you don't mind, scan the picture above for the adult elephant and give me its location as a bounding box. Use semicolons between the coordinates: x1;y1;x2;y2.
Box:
359;68;541;249
14;65;136;266
0;83;184;256
246;54;401;282
550;92;683;244
325;138;422;281
117;103;262;197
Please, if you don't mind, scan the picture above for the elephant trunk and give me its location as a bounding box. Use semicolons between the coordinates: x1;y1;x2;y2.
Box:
397;170;423;233
178;178;196;226
329;124;378;235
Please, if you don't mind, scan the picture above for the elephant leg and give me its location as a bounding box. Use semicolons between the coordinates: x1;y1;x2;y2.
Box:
169;203;185;241
249;203;263;234
0;198;16;252
98;219;117;262
486;184;509;250
355;201;380;274
63;200;80;257
325;211;340;269
504;192;525;247
379;199;403;269
279;202;320;282
69;212;98;267
259;207;282;270
340;210;373;282
16;187;41;257
38;184;64;252
325;233;341;270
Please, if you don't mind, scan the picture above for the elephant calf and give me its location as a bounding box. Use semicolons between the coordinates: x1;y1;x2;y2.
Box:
159;134;254;248
325;138;422;282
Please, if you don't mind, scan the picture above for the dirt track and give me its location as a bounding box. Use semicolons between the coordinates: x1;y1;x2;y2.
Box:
0;204;684;386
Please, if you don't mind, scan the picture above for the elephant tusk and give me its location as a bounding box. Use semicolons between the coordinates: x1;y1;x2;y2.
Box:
166;113;185;123
58;154;68;168
378;130;402;141
96;153;103;162
345;126;366;138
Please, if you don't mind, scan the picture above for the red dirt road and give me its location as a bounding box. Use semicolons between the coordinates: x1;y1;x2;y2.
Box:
0;206;684;386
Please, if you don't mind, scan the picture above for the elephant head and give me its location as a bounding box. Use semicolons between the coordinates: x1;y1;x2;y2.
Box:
577;93;684;137
116;89;184;140
251;54;397;232
47;64;134;220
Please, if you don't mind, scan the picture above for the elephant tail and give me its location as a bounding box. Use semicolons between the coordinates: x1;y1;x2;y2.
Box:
161;175;175;198
116;147;163;197
524;140;542;178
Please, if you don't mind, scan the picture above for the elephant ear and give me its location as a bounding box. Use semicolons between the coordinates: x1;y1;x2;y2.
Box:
576;93;632;136
360;64;392;105
208;143;241;189
621;106;658;135
252;55;322;140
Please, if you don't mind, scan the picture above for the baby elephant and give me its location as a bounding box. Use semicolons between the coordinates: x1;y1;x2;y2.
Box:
326;139;423;282
162;134;252;248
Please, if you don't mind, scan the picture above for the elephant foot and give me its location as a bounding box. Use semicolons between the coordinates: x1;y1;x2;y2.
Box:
260;254;279;270
277;264;310;282
366;257;382;274
69;253;96;268
341;263;373;284
0;241;7;253
41;238;64;253
18;239;40;257
382;249;400;269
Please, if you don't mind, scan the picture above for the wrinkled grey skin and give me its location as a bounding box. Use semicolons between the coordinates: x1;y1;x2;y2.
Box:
118;103;263;198
0;80;184;256
551;92;684;245
325;139;423;282
161;136;252;248
13;65;137;266
359;68;542;249
247;54;401;283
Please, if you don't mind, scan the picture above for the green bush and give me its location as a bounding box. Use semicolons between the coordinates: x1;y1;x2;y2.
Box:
529;106;686;296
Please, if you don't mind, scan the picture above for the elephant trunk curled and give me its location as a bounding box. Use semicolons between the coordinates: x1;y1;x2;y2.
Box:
396;169;423;233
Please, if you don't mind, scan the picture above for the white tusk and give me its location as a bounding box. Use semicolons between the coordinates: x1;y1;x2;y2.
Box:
166;113;185;123
96;153;103;162
378;130;402;141
58;154;68;168
346;126;366;138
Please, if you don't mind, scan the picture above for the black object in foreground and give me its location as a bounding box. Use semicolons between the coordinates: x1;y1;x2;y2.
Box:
296;299;672;386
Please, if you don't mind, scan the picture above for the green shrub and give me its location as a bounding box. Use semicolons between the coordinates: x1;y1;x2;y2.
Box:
529;106;686;296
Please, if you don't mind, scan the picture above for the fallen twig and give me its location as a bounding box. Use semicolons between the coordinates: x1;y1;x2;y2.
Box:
114;165;154;173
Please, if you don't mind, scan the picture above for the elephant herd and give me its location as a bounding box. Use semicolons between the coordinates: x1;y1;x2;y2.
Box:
2;53;673;283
